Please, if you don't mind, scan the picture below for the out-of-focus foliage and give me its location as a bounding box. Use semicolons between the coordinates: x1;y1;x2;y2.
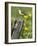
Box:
11;7;32;39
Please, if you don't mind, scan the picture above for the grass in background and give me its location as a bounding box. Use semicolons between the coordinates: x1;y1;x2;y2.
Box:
11;6;32;39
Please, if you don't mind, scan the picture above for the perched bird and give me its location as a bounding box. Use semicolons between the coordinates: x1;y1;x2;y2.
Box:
18;9;29;19
18;9;24;15
18;9;27;15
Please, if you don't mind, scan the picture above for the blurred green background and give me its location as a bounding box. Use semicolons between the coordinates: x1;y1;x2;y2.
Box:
11;6;32;39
